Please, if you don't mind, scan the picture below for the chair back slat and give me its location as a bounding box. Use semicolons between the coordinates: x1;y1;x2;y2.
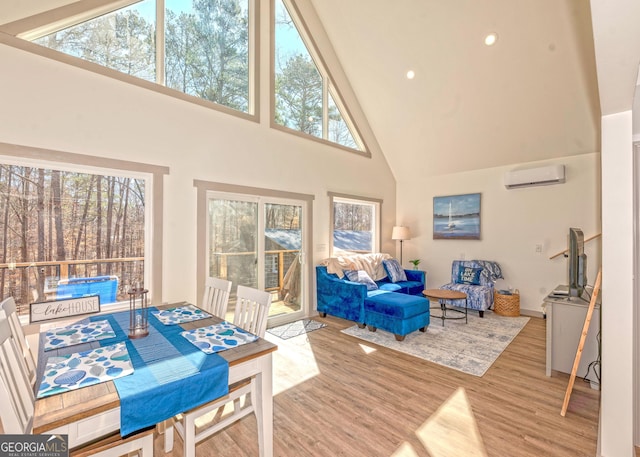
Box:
201;277;232;319
0;296;37;385
0;315;35;434
233;286;272;338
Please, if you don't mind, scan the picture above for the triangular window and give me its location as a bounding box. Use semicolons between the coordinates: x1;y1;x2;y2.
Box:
328;90;358;150
33;1;156;83
273;0;366;153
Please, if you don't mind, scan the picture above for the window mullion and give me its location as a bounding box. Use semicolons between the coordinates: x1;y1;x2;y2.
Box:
322;76;329;140
156;0;165;85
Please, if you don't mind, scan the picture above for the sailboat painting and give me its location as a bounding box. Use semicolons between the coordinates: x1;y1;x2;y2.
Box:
433;193;481;240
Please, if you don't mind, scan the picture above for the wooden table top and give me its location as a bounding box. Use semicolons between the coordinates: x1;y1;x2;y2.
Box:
33;302;277;434
422;289;467;300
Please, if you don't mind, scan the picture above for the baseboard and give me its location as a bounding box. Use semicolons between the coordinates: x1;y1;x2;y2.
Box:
519;308;544;318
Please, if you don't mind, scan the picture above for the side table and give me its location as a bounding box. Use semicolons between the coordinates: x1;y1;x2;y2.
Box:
423;289;468;326
494;291;520;316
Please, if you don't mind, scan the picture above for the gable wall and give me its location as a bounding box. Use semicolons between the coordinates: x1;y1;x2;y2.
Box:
0;42;397;305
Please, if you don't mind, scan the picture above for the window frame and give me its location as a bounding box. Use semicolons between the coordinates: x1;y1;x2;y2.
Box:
270;0;369;155
329;192;382;256
4;0;260;122
0;141;168;308
0;0;371;155
195;180;314;327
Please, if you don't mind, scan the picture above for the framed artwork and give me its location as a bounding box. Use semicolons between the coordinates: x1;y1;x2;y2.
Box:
433;193;481;240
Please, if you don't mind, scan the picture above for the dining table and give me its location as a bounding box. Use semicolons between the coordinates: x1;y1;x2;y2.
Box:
32;301;278;456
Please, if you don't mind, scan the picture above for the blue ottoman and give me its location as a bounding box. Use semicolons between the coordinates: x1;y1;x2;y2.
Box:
364;292;430;341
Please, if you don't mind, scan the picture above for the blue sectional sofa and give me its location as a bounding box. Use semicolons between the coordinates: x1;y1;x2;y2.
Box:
316;265;430;341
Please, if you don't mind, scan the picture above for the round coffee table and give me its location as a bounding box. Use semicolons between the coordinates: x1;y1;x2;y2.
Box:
422;289;468;326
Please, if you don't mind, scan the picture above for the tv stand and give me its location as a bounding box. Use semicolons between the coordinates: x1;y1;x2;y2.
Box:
543;286;601;378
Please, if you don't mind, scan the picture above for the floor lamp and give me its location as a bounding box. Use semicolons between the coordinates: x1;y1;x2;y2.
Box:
392;226;411;265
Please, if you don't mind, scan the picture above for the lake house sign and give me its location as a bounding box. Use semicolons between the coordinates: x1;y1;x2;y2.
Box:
30;295;100;323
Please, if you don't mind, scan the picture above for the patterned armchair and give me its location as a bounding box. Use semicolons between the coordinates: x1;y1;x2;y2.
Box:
440;260;503;317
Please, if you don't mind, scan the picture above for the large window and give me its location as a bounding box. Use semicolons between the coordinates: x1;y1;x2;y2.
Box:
0;165;145;313
0;146;166;315
273;0;365;152
165;0;250;112
14;0;370;153
330;194;381;255
31;0;253;115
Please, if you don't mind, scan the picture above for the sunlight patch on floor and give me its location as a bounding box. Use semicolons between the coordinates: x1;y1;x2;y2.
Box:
265;333;320;395
391;442;419;457
391;387;487;457
417;387;488;457
358;343;377;354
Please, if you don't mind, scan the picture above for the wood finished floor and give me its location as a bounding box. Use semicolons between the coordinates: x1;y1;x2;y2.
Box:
155;314;600;457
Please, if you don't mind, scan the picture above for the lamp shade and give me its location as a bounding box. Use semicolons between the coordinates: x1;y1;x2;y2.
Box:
392;226;411;241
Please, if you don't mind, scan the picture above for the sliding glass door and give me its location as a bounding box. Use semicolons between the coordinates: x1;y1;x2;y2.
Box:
207;192;306;325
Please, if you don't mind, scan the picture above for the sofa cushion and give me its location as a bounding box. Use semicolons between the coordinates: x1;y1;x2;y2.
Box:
382;259;407;283
365;292;430;319
366;289;391;298
397;281;425;295
457;266;482;285
378;280;424;295
378;282;402;292
345;270;378;291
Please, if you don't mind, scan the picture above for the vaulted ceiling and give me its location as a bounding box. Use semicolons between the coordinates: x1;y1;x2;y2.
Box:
309;0;601;179
0;0;630;180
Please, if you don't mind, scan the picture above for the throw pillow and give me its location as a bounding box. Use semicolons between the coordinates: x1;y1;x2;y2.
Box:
382;259;408;283
457;266;482;285
344;270;378;291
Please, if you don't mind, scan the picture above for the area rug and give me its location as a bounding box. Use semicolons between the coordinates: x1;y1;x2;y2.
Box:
267;319;327;340
341;311;529;376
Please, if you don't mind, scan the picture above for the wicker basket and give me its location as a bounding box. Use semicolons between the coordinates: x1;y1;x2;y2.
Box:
494;292;520;317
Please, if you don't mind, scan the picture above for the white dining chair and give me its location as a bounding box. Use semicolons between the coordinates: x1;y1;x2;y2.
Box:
0;296;37;386
165;285;272;457
0;314;155;456
201;277;232;319
233;285;272;338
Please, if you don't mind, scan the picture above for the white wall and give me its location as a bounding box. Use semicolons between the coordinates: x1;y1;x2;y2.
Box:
396;153;601;315
0;42;397;307
599;111;635;456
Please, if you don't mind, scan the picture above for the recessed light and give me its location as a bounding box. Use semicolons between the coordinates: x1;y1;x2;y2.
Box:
406;70;415;80
484;33;498;46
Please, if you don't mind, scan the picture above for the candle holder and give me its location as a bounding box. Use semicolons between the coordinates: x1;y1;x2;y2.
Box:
128;287;149;339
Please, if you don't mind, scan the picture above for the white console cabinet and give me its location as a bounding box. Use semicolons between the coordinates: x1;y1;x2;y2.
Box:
544;291;600;378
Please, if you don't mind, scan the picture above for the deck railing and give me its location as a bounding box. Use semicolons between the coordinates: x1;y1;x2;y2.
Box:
1;250;300;315
0;257;144;314
211;249;300;301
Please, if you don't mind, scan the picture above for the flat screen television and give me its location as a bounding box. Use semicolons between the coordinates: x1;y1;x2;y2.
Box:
568;227;587;297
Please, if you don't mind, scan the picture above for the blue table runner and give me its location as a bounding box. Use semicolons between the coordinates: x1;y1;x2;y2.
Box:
91;309;229;436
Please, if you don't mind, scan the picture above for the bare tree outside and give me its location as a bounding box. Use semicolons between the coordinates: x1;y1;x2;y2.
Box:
0;165;145;313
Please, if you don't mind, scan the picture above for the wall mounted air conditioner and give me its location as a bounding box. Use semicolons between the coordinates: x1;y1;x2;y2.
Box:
504;164;565;189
